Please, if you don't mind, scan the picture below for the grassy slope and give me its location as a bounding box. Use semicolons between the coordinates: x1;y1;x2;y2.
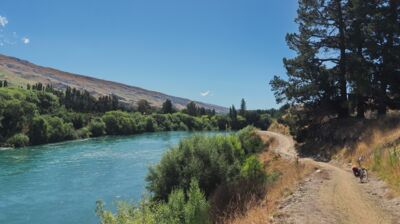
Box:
0;54;228;113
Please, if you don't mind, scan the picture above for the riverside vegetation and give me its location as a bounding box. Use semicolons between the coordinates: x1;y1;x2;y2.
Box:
96;126;275;224
0;82;282;148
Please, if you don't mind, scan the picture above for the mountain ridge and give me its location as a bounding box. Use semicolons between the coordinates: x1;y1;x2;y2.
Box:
0;54;228;113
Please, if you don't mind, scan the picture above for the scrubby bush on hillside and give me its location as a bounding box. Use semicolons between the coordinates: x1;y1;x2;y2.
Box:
240;155;266;182
237;126;264;154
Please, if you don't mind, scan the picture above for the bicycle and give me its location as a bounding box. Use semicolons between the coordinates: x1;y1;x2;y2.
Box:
352;156;368;183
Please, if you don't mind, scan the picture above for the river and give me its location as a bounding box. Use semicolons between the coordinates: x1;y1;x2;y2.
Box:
0;131;223;224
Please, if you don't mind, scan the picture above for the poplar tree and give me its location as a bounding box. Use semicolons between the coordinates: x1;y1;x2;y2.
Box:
240;98;247;116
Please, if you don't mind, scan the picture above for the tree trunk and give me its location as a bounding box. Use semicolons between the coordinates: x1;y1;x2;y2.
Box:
377;0;398;116
357;95;365;118
336;0;348;118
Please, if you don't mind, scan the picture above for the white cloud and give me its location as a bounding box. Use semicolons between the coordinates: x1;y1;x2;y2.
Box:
0;16;8;27
22;37;30;44
200;90;211;97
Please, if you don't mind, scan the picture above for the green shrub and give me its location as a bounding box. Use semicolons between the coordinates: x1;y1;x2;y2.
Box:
145;117;158;132
0;95;37;138
96;179;210;224
59;112;92;129
102;111;136;135
258;114;272;130
77;127;91;139
183;180;210;224
146;134;245;201
6;133;30;147
88;118;106;137
36;91;60;114
45;116;77;142
151;114;172;131
237;126;264;154
29;116;49;145
212;115;229;130
240;155;266;182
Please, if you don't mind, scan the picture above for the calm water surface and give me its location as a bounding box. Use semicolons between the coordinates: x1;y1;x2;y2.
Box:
0;131;223;224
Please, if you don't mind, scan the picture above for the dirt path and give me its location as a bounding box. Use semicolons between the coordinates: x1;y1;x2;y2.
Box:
259;131;400;224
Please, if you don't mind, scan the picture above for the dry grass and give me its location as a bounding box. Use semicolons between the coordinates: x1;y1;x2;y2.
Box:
268;120;290;136
330;115;400;194
345;128;400;194
222;146;315;224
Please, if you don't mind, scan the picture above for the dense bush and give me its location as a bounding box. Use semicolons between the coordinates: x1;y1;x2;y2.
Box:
237;126;264;154
0;89;37;139
6;133;30;147
240;155;266;182
88;118;106;137
76;127;91;139
146;126;264;201
146;134;244;201
102;111;136;135
29;116;50;145
45;116;76;142
58;112;92;129
36;91;60;114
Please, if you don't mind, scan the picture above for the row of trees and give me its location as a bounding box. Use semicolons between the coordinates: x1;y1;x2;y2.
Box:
0;85;277;147
26;82;220;116
183;101;216;116
228;99;276;130
271;0;400;120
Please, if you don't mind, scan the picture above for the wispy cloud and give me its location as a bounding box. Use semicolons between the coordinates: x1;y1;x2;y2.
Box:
200;90;211;97
0;16;8;27
22;37;30;44
0;16;30;47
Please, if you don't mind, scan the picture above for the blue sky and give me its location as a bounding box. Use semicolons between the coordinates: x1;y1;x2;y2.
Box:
0;0;297;109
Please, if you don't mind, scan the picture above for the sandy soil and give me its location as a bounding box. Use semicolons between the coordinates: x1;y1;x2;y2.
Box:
259;131;400;224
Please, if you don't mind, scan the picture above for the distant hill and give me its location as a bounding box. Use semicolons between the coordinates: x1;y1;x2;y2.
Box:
0;54;227;113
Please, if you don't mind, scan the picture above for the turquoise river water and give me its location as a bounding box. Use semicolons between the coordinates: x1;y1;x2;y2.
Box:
0;131;223;224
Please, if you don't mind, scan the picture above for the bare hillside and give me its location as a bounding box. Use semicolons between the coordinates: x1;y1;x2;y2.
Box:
0;54;227;113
